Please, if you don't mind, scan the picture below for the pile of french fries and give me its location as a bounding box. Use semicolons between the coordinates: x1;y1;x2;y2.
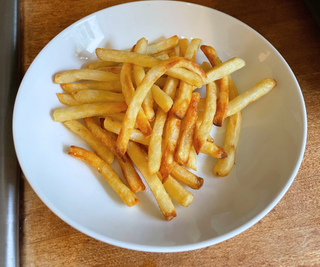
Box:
53;35;277;221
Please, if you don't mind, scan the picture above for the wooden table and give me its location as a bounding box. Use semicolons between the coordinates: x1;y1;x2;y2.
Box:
20;0;320;265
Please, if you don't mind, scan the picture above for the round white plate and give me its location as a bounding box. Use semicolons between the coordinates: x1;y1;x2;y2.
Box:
13;1;307;252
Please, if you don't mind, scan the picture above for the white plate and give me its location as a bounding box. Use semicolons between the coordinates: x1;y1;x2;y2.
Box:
13;1;307;252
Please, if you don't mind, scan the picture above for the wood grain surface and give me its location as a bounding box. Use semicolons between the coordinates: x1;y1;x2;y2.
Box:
20;0;320;266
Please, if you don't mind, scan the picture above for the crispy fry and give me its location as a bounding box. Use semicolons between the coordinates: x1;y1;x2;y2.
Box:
116;57;206;157
53;102;127;122
68;146;139;207
204;57;246;84
214;76;243;176
163;175;194;207
96;49;205;88
171;163;204;190
179;38;189;57
127;141;176;221
134;38;155;121
153;51;170;60
175;93;200;165
56;93;82;106
99;113;138;129
120;62;153;137
226;78;277;117
148;77;179;175
171;39;202;119
194;63;217;153
185;146;197;171
55;69;120;84
61;81;122;93
83;118;145;192
151;84;173;113
97;66;122;74
104;116;150;146
200;141;228;159
87;60;119;69
159;114;181;182
64;120;114;165
146;35;179;54
72;90;125;103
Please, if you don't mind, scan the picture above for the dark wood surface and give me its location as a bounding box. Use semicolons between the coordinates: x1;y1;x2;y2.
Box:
20;0;320;266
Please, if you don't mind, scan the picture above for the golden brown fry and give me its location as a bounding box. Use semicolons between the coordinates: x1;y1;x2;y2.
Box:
171;163;204;190
185;146;197;171
120;62;153;137
151;84;173;113
53;102;127;122
171;39;202;119
97;66;122;74
214;76;243;176
163;175;194;207
55;69;120;83
96;49;205;88
64;120;114;165
203;57;246;84
200;141;228;159
104;116;150;146
201;46;229;126
159;114;181;182
87;60;119;69
146;35;179;54
179;38;189;57
61;81;122;93
194;79;217;153
116;57;206;157
175;92;200;165
68;146;139;207
148;77;179;175
56;93;82;106
72;90;125;103
99;113;138;129
83;118;145;192
226;78;277;117
127;141;176;221
134;38;155;121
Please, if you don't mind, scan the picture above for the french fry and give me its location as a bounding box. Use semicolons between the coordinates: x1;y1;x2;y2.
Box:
154;76;167;88
171;39;202;119
53;102;127;122
61;81;122;93
201;45;229;127
153;52;170;60
127;141;176;221
83;118;145;192
185;146;197;171
151;84;173;113
204;57;246;84
56;93;82;106
97;66;122;74
193;62;217;153
100;113;138;129
175;93;200;165
163;175;194;207
87;60;119;69
200;141;227;159
214;76;243;176
134;38;155;121
68;146;139;207
159;114;181;182
116;57;206;157
96;49;205;88
104;116;150;146
146;35;179;55
226;78;277;117
55;69;120;83
72;90;125;103
64;120;114;165
171;163;204;190
120;62;153;137
179;38;189;57
148;77;179;174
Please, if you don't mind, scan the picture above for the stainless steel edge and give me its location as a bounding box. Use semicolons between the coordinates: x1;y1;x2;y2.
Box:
0;0;21;265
